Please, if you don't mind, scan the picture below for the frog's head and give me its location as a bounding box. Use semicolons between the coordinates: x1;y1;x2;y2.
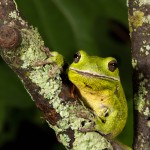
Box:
68;50;120;80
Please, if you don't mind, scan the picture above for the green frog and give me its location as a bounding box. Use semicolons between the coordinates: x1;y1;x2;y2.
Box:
67;50;128;139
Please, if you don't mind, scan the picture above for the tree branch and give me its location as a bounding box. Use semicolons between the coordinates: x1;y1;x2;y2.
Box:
0;0;132;149
128;0;150;149
0;0;113;149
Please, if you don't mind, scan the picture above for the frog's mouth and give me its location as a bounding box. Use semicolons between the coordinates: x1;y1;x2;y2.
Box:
69;67;120;81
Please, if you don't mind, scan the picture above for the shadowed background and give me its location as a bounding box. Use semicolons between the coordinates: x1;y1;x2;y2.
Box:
0;0;133;149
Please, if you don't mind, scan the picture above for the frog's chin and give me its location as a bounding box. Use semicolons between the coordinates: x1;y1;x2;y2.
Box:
69;67;120;81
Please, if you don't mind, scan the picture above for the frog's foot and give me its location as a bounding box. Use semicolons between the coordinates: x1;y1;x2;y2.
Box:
32;59;59;78
98;105;110;123
32;59;51;67
32;49;64;77
48;64;60;77
32;47;52;67
40;46;51;57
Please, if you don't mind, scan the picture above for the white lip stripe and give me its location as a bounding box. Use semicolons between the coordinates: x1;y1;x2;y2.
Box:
69;67;120;81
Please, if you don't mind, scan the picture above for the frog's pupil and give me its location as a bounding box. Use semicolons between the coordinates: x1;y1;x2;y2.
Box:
108;60;117;72
74;52;81;63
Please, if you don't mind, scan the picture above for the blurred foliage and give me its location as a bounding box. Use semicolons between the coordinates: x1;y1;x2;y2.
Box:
0;0;133;149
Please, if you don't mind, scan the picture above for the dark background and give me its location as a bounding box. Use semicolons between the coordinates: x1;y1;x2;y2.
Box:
0;0;133;149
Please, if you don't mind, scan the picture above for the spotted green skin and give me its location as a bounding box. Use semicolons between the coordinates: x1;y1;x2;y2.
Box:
68;50;128;139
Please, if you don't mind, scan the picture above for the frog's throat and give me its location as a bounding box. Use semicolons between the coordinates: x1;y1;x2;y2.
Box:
69;67;120;81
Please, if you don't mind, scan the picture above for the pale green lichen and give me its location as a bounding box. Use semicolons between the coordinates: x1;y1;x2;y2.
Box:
129;11;144;28
9;10;27;26
137;132;146;149
19;27;63;113
128;18;133;35
20;28;46;68
51;100;94;132
3;1;113;149
59;134;70;148
19;26;77;147
140;44;150;56
134;95;145;112
52;104;70;128
29;64;62;100
143;107;150;116
140;47;144;53
147;121;150;128
70;117;86;130
132;58;138;69
139;73;144;79
9;10;19;19
145;45;150;50
126;0;129;7
145;51;149;55
73;132;112;150
13;0;19;11
134;75;148;112
143;15;150;24
48;100;99;149
139;0;150;6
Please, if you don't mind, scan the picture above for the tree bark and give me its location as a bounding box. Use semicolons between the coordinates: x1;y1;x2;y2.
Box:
128;0;150;150
0;0;132;149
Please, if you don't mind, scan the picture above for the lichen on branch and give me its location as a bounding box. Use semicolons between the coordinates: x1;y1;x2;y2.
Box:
0;0;114;149
128;0;150;149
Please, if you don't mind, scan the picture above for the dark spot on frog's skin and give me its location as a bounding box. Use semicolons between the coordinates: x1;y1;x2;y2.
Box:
84;82;92;89
103;107;110;118
100;112;109;123
114;85;119;95
105;112;109;118
83;83;97;95
101;119;106;123
99;105;110;123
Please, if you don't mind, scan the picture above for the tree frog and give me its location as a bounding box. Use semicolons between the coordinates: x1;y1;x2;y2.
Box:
68;50;128;139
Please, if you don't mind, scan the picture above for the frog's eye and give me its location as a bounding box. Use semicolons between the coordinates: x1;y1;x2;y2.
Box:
108;60;118;72
74;51;81;63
